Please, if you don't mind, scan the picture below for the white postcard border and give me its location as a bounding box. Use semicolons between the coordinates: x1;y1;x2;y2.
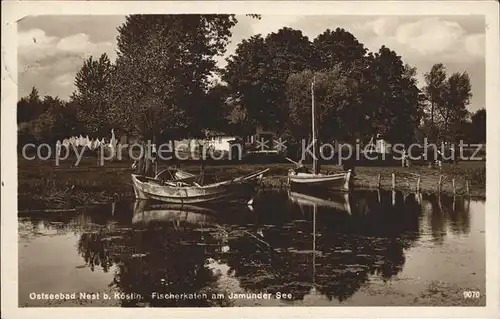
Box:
2;1;499;318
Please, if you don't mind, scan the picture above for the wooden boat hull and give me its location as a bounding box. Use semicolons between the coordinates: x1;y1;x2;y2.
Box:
131;169;268;204
288;169;352;191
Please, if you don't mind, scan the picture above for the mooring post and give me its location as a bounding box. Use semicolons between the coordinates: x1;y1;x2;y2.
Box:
438;175;443;193
466;180;470;196
416;175;421;193
391;173;396;190
377;174;381;189
452;178;456;195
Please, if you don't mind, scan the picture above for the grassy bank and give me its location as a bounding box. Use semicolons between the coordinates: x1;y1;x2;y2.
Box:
17;156;485;211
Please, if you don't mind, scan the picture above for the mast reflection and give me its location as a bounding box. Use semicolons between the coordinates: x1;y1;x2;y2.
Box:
67;189;473;306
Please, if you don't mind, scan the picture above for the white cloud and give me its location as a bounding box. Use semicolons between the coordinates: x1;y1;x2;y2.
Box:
371;17;400;36
250;16;301;36
464;33;485;58
18;28;55;47
19;28;116;64
18;28;58;63
18;15;485;110
53;73;75;88
18;28;117;99
395;18;464;56
351;17;485;65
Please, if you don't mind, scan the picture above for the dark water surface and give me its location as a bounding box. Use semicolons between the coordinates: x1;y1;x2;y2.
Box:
18;190;485;307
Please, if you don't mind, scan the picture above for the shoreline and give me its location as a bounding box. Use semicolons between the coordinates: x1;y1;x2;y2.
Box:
17;158;486;211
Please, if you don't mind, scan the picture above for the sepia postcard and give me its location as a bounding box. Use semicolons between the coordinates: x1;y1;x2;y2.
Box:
2;1;499;318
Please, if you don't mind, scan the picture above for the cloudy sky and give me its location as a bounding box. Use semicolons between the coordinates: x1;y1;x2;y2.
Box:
18;14;485;111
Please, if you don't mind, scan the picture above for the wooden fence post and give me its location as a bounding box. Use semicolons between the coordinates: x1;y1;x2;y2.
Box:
416;175;421;193
452;178;456;195
391;173;396;190
377;174;381;189
438;175;443;193
466;180;470;196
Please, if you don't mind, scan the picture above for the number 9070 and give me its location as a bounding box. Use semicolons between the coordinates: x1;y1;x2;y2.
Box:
463;291;481;299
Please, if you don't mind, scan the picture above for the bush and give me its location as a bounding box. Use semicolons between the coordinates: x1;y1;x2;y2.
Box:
467;166;486;186
444;164;486;186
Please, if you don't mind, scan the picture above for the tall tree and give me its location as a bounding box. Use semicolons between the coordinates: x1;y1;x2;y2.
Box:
367;46;424;145
203;83;231;132
27;87;42;105
423;63;447;140
23;95;80;143
437;72;472;142
110;14;241;142
224;28;314;131
470;108;486;143
71;53;114;136
223;35;269;128
313;28;368;73
17;86;44;123
286;67;362;143
46;97;80;141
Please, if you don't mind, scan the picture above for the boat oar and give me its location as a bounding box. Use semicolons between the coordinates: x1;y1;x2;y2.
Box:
234;168;270;182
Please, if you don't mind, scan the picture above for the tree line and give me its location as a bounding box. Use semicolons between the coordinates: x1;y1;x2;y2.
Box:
17;14;486;149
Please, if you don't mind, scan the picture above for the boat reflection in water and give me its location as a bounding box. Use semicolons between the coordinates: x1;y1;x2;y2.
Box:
18;188;480;307
230;189;423;303
131;200;219;225
288;191;352;215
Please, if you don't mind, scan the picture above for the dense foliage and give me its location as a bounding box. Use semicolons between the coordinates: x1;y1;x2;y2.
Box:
17;16;483;148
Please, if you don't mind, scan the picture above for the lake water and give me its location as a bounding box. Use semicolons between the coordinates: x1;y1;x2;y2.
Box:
18;190;485;307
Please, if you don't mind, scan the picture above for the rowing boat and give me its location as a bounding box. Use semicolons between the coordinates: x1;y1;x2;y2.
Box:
131;168;269;204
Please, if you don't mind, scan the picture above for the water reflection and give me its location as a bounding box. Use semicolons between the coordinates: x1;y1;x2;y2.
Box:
221;189;422;302
420;194;472;244
18;189;478;307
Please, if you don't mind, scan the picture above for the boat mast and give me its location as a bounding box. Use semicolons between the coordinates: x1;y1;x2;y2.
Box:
311;76;318;174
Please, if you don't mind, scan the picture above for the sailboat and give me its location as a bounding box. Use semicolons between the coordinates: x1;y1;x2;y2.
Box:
287;76;352;191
